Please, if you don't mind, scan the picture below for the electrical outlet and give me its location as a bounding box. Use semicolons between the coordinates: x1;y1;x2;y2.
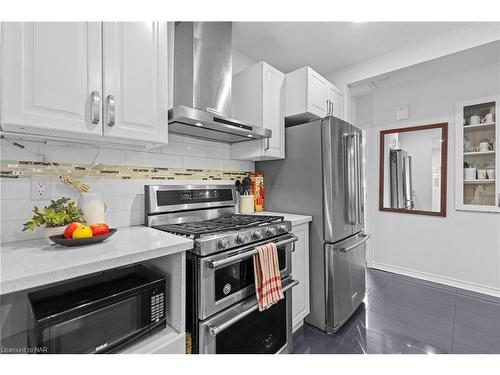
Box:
30;178;50;201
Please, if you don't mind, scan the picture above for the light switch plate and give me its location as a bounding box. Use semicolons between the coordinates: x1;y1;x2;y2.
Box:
396;104;409;120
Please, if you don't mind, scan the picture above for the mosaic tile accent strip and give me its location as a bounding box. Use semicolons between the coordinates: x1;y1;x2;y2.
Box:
0;160;251;181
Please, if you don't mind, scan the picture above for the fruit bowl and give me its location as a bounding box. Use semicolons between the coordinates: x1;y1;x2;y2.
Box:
49;228;117;247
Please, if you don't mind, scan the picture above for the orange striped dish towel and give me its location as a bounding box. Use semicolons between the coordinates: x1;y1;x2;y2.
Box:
253;242;284;311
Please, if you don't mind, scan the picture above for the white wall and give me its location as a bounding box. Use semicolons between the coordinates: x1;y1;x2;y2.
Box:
232;48;257;75
356;61;500;297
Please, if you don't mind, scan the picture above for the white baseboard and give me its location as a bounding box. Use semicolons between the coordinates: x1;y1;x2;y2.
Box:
371;262;500;298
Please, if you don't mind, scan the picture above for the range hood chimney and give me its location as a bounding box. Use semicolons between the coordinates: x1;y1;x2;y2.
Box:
168;22;271;143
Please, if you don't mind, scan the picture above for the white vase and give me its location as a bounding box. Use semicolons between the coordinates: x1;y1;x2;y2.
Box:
43;226;66;243
78;193;106;225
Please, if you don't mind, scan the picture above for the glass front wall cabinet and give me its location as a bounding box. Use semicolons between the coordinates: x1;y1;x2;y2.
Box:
455;96;499;212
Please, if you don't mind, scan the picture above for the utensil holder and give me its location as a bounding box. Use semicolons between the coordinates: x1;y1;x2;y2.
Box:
239;195;255;214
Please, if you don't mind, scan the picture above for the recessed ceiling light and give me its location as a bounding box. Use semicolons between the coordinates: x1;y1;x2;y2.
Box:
246;134;253;138
195;122;203;127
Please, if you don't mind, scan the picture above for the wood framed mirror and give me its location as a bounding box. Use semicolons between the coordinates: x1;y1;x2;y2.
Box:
379;123;448;217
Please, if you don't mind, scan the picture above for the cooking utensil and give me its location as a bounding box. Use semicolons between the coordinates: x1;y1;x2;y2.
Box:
242;177;252;195
235;180;243;195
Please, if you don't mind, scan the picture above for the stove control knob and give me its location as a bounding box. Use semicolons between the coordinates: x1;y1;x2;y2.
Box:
278;224;288;233
266;227;277;236
252;230;263;241
236;234;248;244
217;238;229;249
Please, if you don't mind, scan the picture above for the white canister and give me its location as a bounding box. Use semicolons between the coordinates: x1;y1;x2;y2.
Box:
470;115;481;125
486;169;495;180
464;167;476;180
239;195;255;214
78;192;106;225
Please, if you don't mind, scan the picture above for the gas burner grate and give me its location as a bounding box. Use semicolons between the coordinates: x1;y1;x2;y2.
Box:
154;214;283;237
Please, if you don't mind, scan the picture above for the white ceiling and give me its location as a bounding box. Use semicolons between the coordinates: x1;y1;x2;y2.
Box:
350;40;500;94
232;22;472;74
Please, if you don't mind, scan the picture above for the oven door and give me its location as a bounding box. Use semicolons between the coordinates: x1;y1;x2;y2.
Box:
198;234;297;320
199;277;298;354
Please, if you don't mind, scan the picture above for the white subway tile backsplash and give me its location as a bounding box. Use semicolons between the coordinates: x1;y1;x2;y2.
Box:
168;134;184;143
51;179;95;201
0;179;30;200
105;212;133;229
207;147;230;160
1;198;51;222
126;194;145;212
182;156;224;170
0;219;43;243
124;151;183;168
222;159;254;171
1;133;254;243
102;195;128;213
161;141;208;157
94;180;146;196
1;140;42;161
183;137;230;149
130;209;145;226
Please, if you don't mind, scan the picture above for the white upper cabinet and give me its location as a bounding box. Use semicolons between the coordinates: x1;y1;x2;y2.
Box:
327;82;344;119
102;22;168;144
285;66;344;124
1;22;103;136
231;61;285;161
1;22;168;146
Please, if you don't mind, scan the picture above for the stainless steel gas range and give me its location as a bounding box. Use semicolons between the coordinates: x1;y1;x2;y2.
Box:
145;185;299;354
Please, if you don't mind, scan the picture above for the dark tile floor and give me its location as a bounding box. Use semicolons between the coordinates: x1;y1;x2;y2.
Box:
293;268;500;354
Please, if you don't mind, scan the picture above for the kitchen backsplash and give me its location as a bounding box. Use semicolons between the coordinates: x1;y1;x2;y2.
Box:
0;135;254;243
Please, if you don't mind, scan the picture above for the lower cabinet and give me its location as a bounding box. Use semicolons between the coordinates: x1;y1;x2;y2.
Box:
291;222;310;332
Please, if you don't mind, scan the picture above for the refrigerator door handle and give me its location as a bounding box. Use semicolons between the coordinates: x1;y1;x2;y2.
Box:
334;233;370;253
353;133;359;225
344;133;356;224
354;133;363;225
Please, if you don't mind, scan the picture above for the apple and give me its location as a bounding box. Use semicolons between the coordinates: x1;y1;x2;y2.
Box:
64;222;81;238
72;225;93;239
90;223;110;236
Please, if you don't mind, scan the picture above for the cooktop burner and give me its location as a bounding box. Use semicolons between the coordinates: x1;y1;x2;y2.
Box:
154;214;283;237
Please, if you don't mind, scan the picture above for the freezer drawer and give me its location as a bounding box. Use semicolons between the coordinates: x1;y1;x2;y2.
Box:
325;233;368;330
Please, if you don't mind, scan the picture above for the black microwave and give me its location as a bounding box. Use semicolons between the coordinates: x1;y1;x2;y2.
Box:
28;265;166;354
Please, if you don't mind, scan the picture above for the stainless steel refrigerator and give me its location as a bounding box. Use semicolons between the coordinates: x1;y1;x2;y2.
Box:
256;116;369;333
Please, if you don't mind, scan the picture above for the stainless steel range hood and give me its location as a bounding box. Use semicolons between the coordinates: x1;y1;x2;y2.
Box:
168;22;271;143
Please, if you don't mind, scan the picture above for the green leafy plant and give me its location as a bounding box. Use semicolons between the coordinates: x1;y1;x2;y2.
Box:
23;197;85;231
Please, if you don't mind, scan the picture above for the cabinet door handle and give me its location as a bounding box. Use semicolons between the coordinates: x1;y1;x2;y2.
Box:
106;95;115;127
330;101;334;116
264;137;270;151
90;91;101;124
326;99;331;116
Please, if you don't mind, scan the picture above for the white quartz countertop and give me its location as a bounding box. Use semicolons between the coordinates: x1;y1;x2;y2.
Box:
251;211;312;226
0;226;193;295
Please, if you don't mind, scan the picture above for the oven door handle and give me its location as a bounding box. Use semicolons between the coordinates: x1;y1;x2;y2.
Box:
207;236;298;269
206;278;299;337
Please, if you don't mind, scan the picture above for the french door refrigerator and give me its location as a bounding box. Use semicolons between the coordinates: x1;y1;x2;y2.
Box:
256;116;369;333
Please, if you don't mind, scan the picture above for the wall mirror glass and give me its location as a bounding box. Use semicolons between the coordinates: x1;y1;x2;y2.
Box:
379;123;448;216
